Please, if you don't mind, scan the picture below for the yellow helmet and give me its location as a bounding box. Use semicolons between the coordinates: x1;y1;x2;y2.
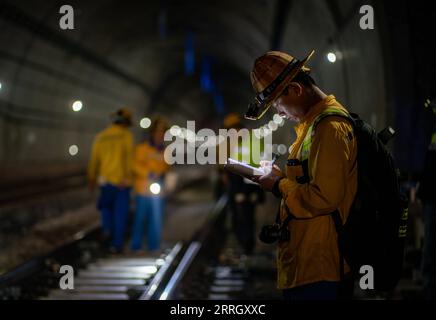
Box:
245;50;315;120
111;107;132;126
223;112;242;129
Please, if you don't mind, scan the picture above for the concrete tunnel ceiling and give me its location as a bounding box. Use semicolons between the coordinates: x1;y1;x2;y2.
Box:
0;0;433;172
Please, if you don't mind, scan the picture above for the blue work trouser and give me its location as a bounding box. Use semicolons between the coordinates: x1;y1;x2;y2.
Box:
131;195;164;251
97;184;131;250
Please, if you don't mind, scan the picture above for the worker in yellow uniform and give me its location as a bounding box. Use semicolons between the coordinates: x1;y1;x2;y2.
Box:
130;117;170;252
88;108;134;252
217;113;265;255
247;50;357;300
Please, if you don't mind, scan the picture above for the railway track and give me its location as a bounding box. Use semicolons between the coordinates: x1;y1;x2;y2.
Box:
0;195;231;300
42;244;184;300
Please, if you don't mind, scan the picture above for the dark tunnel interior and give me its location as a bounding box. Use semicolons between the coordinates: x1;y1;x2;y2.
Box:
0;0;436;302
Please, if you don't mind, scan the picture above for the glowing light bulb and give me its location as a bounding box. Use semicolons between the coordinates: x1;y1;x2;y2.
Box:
268;121;278;131
273;114;284;125
278;144;288;155
72;100;83;112
327;52;337;63
150;183;161;195
140;117;151;129
170;125;181;136
69;145;79;156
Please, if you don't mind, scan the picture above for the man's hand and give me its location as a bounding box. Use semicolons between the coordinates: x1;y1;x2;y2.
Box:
252;163;284;192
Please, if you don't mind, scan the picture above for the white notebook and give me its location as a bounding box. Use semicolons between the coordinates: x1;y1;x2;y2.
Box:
224;158;265;178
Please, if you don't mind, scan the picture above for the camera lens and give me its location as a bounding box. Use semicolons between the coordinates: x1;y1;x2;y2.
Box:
259;224;280;244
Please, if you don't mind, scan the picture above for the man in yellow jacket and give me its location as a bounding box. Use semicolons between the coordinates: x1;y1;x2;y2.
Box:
247;51;357;300
88;108;134;252
130;117;170;252
218;113;265;255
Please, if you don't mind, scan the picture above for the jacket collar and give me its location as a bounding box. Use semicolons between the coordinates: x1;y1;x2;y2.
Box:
299;95;336;125
293;95;336;135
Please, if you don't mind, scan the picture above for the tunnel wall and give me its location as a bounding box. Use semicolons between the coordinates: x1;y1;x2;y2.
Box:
0;1;267;171
0;0;431;176
280;0;386;131
0;2;150;170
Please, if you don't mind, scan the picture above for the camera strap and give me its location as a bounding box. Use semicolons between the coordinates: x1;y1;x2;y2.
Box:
275;200;293;227
274;202;281;224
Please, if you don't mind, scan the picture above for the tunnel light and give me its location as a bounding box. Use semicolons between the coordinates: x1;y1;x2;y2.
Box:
170;125;181;136
140;117;151;129
0;82;2;90
277;144;288;155
327;52;337;63
150;182;161;195
273;114;284;125
72;100;83;112
262;127;272;137
69;145;79;156
268;121;278;131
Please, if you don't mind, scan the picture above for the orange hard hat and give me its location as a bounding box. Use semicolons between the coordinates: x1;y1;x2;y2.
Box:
245;50;315;120
223;112;242;129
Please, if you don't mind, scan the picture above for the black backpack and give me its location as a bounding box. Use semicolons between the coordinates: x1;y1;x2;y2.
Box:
315;112;408;292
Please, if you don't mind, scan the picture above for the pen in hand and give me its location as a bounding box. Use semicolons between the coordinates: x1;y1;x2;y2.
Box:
259;153;280;175
251;153;281;184
271;153;280;166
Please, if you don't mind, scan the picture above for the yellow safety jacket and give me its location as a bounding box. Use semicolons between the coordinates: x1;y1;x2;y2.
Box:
133;142;169;196
87;124;134;187
276;95;358;289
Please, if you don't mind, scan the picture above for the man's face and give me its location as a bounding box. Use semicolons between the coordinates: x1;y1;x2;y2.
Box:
271;83;304;122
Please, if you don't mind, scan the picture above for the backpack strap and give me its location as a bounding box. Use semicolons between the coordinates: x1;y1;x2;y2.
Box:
299;108;354;164
312;109;355;132
297;108;354;185
298;108;354;281
314;110;351;281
